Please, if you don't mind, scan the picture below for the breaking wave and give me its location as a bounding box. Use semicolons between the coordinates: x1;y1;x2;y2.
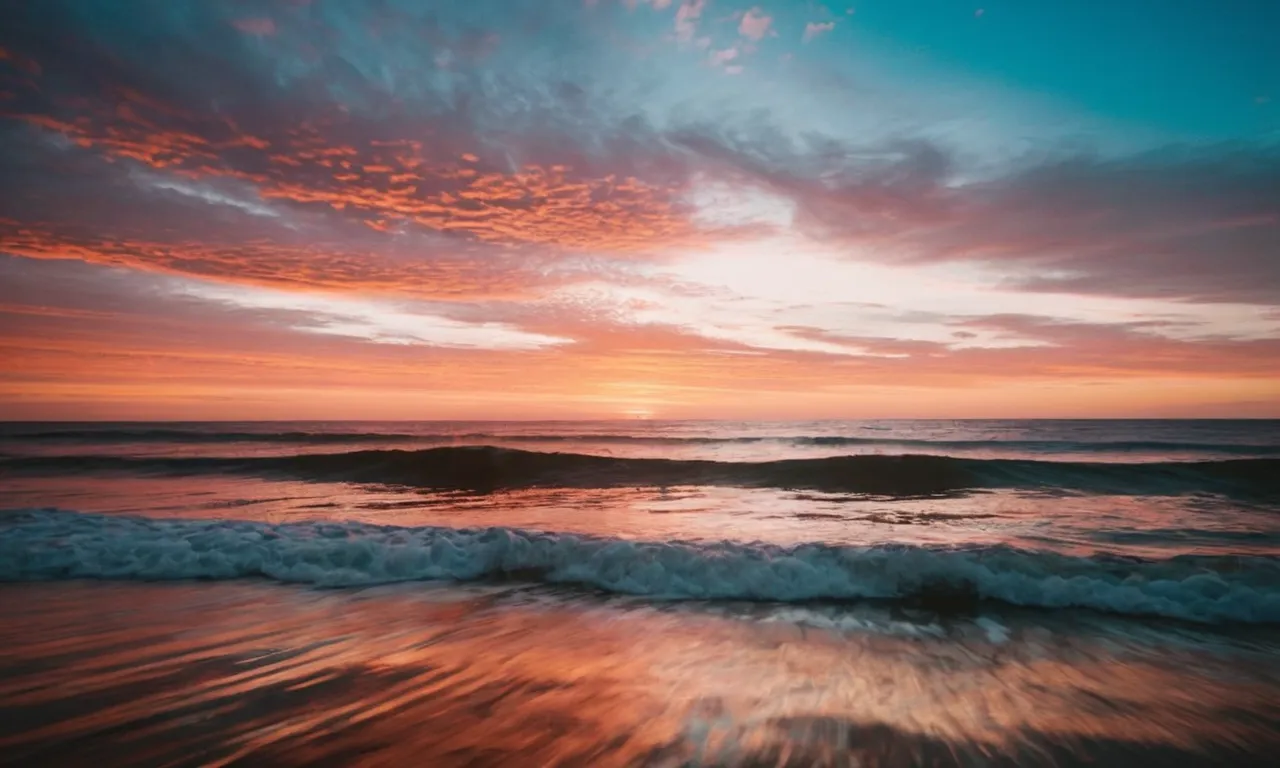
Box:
3;509;1278;624
3;446;1278;498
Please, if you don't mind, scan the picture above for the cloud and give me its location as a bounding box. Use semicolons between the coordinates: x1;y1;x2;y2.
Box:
3;254;1277;420
927;150;1280;304
3;106;704;256
0;125;619;300
5;0;1277;310
1;1;730;251
667;129;1280;305
738;7;773;41
0;0;1277;418
0;2;776;301
231;17;276;37
0;221;571;301
675;0;706;43
946;314;1280;378
709;47;739;67
803;22;835;43
186;283;572;350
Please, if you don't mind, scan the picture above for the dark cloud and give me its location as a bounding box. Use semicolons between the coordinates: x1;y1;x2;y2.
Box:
915;149;1280;304
656;111;1280;304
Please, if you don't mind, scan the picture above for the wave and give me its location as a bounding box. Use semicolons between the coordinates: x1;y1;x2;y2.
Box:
3;428;1276;455
3;509;1278;624
793;437;1280;455
2;446;1278;498
0;428;408;444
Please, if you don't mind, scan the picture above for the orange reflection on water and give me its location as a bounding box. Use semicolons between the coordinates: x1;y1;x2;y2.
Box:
1;581;1278;767
5;472;1276;559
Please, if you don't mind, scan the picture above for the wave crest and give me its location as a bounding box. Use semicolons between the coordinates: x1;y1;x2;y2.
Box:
3;509;1279;624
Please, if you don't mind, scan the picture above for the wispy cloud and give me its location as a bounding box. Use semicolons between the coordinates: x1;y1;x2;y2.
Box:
803;21;835;43
186;283;572;350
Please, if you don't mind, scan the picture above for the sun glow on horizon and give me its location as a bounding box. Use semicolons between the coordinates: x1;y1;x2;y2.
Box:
0;0;1276;419
623;407;657;420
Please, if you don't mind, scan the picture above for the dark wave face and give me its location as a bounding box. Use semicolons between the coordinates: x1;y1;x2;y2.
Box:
3;426;1279;456
4;446;1279;499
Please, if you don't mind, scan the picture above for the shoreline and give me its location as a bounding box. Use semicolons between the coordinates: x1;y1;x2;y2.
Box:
3;580;1278;767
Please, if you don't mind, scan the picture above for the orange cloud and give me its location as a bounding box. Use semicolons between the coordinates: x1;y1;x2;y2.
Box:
7;92;708;257
0;221;557;300
259;158;699;253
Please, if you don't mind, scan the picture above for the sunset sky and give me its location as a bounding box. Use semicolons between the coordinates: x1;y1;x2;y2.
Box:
1;0;1278;420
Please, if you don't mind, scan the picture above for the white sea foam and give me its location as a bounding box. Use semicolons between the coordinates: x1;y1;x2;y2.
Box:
3;509;1279;624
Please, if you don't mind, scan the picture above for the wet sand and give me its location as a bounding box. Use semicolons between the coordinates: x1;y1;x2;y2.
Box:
2;581;1278;767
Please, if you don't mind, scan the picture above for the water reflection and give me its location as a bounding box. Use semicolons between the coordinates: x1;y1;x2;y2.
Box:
3;474;1276;558
1;581;1277;767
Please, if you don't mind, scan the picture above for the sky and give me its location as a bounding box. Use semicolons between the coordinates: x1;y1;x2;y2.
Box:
0;0;1278;420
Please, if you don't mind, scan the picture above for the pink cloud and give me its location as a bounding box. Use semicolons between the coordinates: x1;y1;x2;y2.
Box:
231;18;276;36
709;47;739;67
802;21;835;43
725;65;744;75
738;7;773;41
674;0;706;43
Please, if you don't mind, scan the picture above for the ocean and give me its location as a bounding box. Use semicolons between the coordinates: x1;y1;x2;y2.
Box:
2;419;1279;766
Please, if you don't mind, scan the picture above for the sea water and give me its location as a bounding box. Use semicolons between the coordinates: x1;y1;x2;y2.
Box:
2;419;1279;765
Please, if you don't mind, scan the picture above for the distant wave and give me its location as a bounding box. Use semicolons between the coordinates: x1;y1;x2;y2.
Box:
3;446;1278;499
2;427;1277;455
4;509;1278;624
0;428;405;444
